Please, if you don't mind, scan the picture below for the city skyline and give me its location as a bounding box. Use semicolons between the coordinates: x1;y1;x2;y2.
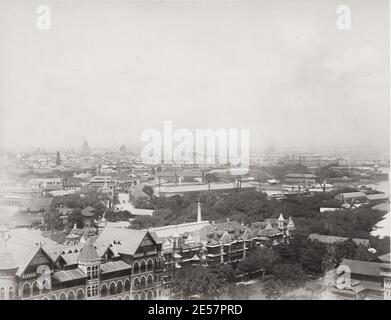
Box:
0;0;389;153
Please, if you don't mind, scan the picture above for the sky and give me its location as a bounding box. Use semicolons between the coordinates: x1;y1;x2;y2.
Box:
0;0;389;154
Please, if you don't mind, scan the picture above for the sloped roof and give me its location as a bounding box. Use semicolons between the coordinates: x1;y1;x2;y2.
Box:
19;197;53;212
59;252;79;266
78;238;100;262
378;252;390;263
53;269;86;283
341;259;382;278
95;228;148;256
100;260;131;274
0;250;18;270
149;221;210;239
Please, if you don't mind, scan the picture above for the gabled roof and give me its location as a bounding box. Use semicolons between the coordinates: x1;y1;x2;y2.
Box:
95;228;149;256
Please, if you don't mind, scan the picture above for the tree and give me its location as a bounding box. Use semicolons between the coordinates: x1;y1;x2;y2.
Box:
237;247;279;276
142;185;154;199
354;245;376;262
315;166;336;192
332;239;357;267
263;279;284;300
224;283;254;300
43;208;63;231
174;265;226;299
271;263;307;296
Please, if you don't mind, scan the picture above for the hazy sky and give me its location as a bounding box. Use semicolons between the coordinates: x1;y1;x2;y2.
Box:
0;0;389;153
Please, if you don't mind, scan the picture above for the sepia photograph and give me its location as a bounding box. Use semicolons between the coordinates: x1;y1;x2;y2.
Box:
0;0;390;307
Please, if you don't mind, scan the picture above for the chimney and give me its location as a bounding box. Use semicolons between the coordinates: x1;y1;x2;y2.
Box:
197;199;202;222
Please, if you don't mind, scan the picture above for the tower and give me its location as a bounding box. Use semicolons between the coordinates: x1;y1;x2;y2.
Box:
277;213;285;230
197;199;202;223
55;151;61;166
0;226;18;300
82;141;91;156
77;237;100;300
120;144;127;154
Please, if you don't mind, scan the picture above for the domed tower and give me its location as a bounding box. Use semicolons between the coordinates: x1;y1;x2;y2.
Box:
77;237;100;300
0;226;18;300
277;213;285;230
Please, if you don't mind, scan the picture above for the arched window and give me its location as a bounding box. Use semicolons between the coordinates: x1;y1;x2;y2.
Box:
133;278;140;289
51;294;57;300
133;262;139;274
140;292;146;300
22;283;32;298
124;279;130;292
0;287;4;300
133;293;139;300
42;280;50;294
87;266;92;280
68;291;75;300
9;287;13;300
109;282;116;295
140;260;146;273
117;281;123;294
147;275;153;286
32;281;40;296
59;292;67;300
147;259;153;271
147;291;153;300
77;289;84;300
100;284;108;297
140;277;146;288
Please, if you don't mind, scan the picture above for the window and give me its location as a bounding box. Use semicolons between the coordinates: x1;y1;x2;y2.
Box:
147;259;153;271
9;287;13;300
109;282;116;295
133;262;139;274
124;279;130;292
140;261;146;273
0;287;4;300
100;284;108;297
117;282;123;294
22;283;31;298
77;289;84;300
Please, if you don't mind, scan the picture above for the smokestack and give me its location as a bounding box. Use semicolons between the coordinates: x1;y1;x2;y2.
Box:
197;199;201;222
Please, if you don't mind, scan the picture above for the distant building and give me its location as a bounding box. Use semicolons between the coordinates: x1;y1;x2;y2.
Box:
325;258;391;300
308;234;370;247
284;173;316;187
156;182;256;197
335;192;368;204
82;141;91;156
55;151;61;166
